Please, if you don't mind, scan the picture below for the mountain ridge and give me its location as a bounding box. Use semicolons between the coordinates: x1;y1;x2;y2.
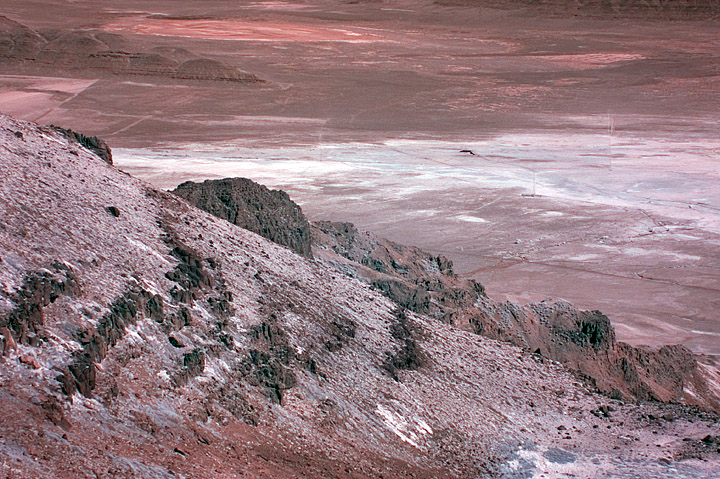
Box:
172;178;720;411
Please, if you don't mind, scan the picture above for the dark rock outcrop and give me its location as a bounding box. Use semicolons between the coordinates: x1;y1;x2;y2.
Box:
0;262;80;346
173;178;313;258
52;126;113;165
244;319;298;404
61;286;165;397
469;297;706;405
383;308;422;380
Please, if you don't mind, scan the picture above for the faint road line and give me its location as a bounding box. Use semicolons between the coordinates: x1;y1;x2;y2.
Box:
32;79;100;123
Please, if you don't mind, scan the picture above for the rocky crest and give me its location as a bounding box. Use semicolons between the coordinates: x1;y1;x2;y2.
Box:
52;126;112;165
0;114;718;478
173;178;314;258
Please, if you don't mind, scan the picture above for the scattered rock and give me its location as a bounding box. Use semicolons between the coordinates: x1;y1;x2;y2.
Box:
18;354;40;369
168;335;184;348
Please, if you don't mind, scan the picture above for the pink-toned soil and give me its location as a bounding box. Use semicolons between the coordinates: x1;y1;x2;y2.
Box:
105;18;385;43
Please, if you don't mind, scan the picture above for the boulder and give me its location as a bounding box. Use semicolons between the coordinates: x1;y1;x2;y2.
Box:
173;178;313;258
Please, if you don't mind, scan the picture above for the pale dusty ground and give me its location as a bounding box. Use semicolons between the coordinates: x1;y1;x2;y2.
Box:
1;0;719;354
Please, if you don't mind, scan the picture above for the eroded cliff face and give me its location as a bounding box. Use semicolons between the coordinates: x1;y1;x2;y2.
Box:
0;115;719;478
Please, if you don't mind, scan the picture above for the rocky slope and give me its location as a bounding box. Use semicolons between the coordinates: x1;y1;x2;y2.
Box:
180;177;719;413
311;221;720;412
0;114;719;478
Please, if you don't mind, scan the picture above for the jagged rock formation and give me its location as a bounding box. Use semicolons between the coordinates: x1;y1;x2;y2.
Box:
312;221;720;412
0;17;262;83
173;178;314;258
313;220;485;323
52;126;112;164
1;114;719;478
313;221;455;279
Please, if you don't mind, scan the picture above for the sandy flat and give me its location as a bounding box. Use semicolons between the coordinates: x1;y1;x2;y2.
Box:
0;76;97;120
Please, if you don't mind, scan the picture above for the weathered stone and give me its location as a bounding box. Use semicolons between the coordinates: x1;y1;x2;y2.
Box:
0;327;17;356
168;335;184;348
166;245;214;290
1;263;80;345
68;351;96;398
52;126;113;165
183;349;205;376
173;178;313;258
383;308;422;380
145;294;164;321
60;286;161;398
